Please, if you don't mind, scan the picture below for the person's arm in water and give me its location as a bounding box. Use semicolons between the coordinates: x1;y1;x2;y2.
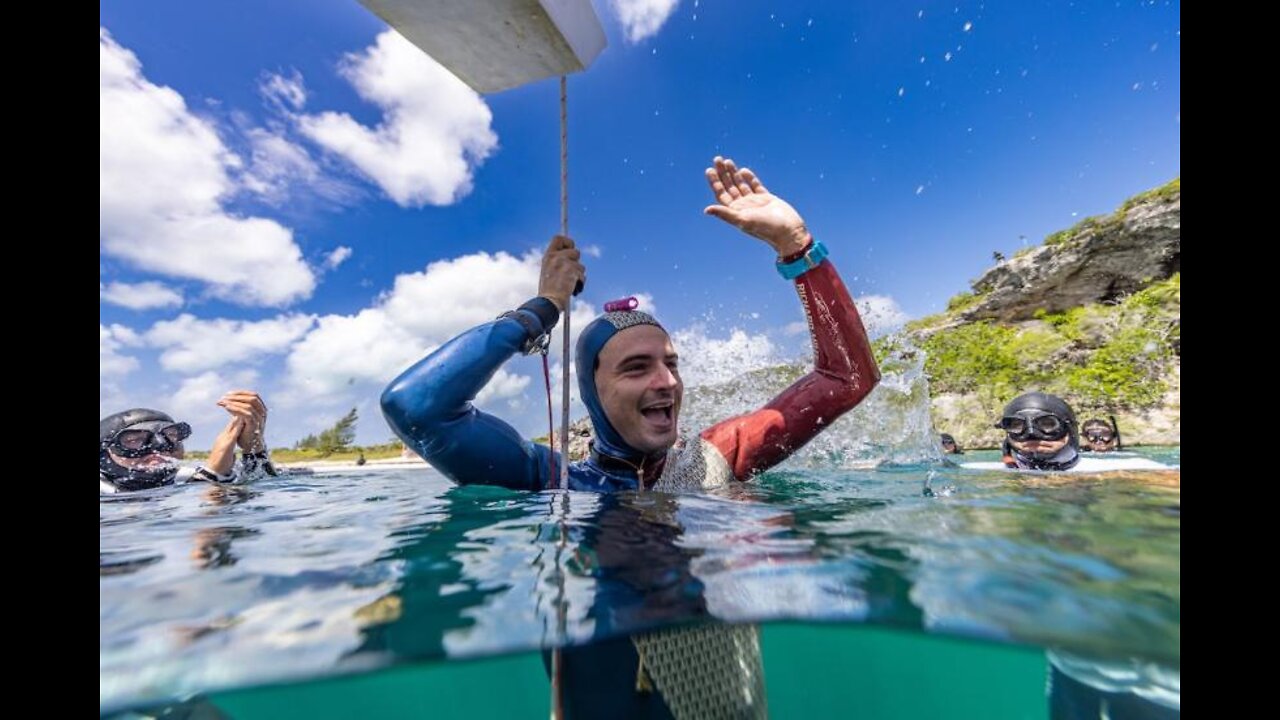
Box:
193;391;278;483
227;390;279;481
698;156;880;480
198;417;243;478
381;236;586;490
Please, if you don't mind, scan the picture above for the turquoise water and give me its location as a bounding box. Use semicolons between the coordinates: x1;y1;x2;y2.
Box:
101;449;1178;715
209;624;1052;719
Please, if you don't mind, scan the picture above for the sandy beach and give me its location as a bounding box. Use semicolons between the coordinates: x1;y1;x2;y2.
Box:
276;456;433;474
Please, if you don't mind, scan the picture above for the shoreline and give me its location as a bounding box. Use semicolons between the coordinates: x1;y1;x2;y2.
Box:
276;456;432;473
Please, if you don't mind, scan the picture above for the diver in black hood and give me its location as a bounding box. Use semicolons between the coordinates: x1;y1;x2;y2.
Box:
1080;418;1121;452
996;392;1081;471
939;433;963;455
100;391;275;494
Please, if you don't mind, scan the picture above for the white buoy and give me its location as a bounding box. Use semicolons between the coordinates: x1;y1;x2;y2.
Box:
359;0;606;92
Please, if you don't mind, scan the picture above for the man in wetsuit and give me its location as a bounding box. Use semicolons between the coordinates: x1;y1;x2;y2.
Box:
382;156;879;493
381;156;879;718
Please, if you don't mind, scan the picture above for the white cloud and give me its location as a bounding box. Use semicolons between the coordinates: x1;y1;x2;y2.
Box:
146;313;317;373
284;307;427;400
324;246;353;270
239;126;324;204
382;251;541;337
582;244;603;258
113;324;144;346
99;28;315;307
169;371;233;421
632;292;658;316
101;323;142;410
169;369;261;438
610;0;681;43
854;295;910;338
281;250;587;418
783;321;808;336
100;281;184;310
245;72;365;205
101;250;570;445
259;69;307;111
476;368;532;404
101;324;141;378
297;31;498;207
283;250;549;400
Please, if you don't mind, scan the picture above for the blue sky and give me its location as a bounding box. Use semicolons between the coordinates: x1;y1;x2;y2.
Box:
100;0;1180;448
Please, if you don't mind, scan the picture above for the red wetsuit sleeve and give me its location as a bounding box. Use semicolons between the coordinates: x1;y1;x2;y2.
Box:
699;252;880;480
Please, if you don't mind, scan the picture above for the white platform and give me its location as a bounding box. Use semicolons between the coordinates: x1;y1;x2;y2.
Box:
360;0;606;92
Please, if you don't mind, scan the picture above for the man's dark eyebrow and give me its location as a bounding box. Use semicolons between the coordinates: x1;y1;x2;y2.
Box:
616;352;659;367
613;352;679;371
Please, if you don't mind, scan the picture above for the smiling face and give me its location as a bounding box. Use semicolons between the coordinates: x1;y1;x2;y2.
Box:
594;325;683;455
108;445;185;469
1008;435;1069;457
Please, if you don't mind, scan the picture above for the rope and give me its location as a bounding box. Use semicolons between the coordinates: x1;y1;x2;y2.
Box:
559;75;571;490
550;74;571;720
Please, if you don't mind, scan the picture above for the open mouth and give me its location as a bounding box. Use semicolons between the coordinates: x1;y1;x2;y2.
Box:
640;402;674;429
135;454;177;467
